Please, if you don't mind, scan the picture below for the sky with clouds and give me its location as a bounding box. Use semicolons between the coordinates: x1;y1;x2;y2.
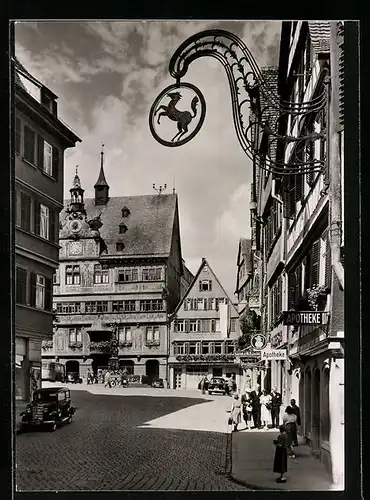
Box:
15;20;281;298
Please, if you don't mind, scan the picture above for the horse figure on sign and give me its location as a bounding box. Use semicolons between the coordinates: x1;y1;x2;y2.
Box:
154;92;199;142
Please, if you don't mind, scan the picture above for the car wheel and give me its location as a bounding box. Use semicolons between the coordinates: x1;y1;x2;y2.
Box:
50;421;57;432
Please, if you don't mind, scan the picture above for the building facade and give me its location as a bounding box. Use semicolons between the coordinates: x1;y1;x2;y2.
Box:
42;154;189;383
15;59;81;402
247;22;344;485
168;258;242;390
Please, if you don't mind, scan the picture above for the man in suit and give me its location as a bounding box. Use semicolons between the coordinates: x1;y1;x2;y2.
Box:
270;387;282;428
250;384;262;428
290;399;301;425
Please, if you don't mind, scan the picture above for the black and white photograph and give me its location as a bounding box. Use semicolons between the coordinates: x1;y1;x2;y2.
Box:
12;19;355;492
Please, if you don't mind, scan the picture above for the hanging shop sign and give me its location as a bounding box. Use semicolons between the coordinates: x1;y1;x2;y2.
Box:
250;333;267;351
260;349;287;361
283;311;327;326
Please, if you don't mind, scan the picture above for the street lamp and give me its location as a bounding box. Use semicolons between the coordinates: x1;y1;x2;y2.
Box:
149;29;326;177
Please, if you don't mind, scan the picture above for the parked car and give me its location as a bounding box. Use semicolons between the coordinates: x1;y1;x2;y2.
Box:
207;377;226;395
20;387;76;432
67;372;83;384
152;378;164;388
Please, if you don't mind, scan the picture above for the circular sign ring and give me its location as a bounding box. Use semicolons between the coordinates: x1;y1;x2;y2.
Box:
250;333;267;351
149;82;206;148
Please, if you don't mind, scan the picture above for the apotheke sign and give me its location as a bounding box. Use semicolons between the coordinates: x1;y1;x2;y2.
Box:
261;349;287;361
283;311;327;326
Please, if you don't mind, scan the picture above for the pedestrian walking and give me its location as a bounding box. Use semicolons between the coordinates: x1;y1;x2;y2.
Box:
230;393;242;432
273;425;289;483
231;374;237;393
270;388;282;428
87;369;92;385
260;389;272;428
241;388;253;430
224;376;231;396
282;406;298;458
250;384;262;428
290;399;301;441
104;370;111;388
200;377;206;394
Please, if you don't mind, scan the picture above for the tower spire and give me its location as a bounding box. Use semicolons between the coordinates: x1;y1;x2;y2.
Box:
94;143;110;205
69;165;85;214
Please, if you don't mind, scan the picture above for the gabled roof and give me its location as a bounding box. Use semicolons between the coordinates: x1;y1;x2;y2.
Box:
171;257;239;317
60;194;178;257
308;21;331;55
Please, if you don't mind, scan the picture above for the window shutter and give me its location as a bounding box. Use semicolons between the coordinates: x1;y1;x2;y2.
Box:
16;267;27;304
37;135;44;170
337;22;344;129
34;200;40;235
288;273;297;309
325;233;332;288
311;240;320;286
52;147;60;180
45;277;52;311
15;117;21;154
30;272;37;307
49;210;56;243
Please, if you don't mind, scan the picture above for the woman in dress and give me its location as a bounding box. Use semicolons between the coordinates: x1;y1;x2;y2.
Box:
230;393;242;432
273;425;289;483
260;389;272;428
241;389;253;430
282;406;298;458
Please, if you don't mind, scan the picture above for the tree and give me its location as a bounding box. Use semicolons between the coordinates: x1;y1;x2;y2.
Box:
238;308;261;349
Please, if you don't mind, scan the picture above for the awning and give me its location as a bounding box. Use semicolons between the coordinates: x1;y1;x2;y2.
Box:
308;21;331;55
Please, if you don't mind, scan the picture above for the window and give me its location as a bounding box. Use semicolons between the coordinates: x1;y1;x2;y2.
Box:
43;141;53;176
146;326;160;343
118;268;138;282
270;277;283;324
140;299;164;312
15;117;21;154
201;320;210;332
119;223;128;234
56;302;81;314
189;342;197;354
24;125;35;163
264;200;282;253
66;265;80;285
199;280;212;291
201;343;209;354
39;204;49;240
118;327;132;343
230;318;237;332
225;342;235;354
85;301;107;313
94;264;109;284
142;267;162;281
35;275;45;308
214;342;222;354
189;320;199;332
175;320;185;332
112;301;124;313
18;192;31;232
116;241;125;251
69;327;82;344
174;343;186;355
16;267;27;305
124;300;136;312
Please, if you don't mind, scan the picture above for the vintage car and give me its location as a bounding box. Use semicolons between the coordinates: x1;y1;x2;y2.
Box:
20;387;76;432
207;377;226;395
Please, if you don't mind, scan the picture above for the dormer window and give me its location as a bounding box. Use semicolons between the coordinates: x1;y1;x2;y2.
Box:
40;88;57;116
116;241;125;252
119;223;128;234
121;207;130;218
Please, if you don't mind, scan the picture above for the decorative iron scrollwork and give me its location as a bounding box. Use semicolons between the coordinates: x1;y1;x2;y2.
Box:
150;29;327;176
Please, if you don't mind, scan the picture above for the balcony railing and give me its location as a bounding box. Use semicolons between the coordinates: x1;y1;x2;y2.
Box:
89;341;111;353
68;342;83;350
119;341;133;348
145;340;160;348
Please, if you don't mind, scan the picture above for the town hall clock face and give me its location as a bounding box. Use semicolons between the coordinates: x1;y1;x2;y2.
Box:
69;240;83;255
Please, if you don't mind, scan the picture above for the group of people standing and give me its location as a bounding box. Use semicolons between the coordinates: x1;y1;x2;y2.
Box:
230;384;290;431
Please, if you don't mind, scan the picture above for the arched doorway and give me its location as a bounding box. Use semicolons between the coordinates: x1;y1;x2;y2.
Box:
119;360;134;375
66;360;80;376
313;368;321;451
146;360;159;383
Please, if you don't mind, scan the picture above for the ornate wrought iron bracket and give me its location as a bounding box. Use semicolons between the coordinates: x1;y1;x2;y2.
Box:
149;29;327;176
